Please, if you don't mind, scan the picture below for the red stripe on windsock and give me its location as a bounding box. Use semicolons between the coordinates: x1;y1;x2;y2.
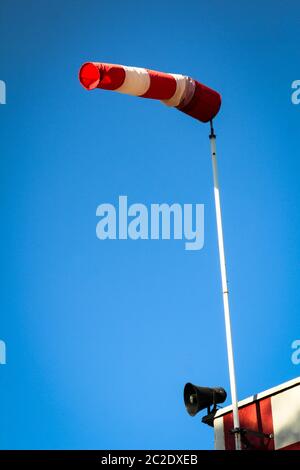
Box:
141;70;177;100
178;81;221;123
79;62;126;91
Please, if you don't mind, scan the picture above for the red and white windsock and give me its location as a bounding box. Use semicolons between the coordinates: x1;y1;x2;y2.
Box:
79;62;221;123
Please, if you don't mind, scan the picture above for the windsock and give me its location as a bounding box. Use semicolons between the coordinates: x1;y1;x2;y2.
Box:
79;62;221;123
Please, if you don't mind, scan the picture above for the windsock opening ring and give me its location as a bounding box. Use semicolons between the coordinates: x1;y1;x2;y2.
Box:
79;63;101;90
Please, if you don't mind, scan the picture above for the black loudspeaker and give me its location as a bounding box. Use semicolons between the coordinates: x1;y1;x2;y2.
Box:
184;383;227;417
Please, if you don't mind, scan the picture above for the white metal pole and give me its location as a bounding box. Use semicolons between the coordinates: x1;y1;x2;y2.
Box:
209;120;241;450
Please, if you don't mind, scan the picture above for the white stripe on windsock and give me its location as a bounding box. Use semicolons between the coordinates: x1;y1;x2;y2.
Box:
115;66;150;96
162;74;188;107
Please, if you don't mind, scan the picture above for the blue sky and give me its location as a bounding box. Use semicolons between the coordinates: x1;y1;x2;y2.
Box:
0;0;300;449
